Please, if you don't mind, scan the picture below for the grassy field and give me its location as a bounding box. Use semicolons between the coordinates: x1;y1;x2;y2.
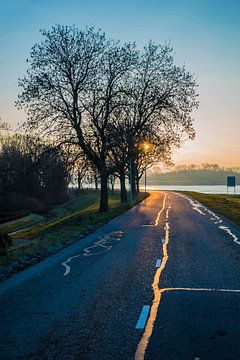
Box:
0;190;148;275
181;191;240;227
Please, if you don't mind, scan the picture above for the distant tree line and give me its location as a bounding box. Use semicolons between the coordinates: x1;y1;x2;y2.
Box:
16;25;198;211
0;134;70;212
147;163;240;185
172;163;240;172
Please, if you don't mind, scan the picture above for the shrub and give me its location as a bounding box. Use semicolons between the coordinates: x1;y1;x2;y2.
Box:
0;233;12;255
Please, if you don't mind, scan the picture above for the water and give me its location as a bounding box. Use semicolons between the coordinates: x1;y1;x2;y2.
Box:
140;185;240;194
71;181;239;195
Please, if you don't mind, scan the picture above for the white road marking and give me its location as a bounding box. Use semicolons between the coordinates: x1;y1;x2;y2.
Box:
62;231;124;276
83;239;112;256
83;231;124;256
135;207;171;359
62;255;81;276
218;225;240;244
177;193;206;216
136;192;240;360
193;207;205;215
135;305;150;329
156;259;162;268
176;193;239;245
207;210;222;224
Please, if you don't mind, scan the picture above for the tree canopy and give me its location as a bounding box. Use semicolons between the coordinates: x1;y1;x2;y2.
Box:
17;25;199;211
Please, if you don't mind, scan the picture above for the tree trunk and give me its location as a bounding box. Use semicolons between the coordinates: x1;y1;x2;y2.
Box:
120;171;127;203
99;170;108;212
136;166;140;193
94;174;99;191
130;159;137;200
111;176;115;193
77;171;82;191
136;177;140;192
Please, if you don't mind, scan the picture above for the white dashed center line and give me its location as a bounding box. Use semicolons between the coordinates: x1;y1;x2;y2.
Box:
156;259;162;268
135;305;150;330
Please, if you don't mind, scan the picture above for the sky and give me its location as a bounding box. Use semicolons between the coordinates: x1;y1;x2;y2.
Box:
0;0;240;167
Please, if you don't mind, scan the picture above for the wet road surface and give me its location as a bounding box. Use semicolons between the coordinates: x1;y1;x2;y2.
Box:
1;191;240;359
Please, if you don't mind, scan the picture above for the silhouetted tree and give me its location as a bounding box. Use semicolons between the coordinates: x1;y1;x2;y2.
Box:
0;119;10;132
16;25;198;208
108;42;198;200
0;135;70;212
17;25;137;211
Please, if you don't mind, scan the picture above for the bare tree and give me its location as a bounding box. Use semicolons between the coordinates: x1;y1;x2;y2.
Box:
0;118;11;136
17;26;198;209
109;40;198;201
17;25;137;211
135;135;173;191
17;26;106;208
79;40;137;208
123;42;198;198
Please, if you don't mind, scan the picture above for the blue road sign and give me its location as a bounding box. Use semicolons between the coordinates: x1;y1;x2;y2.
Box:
227;176;236;187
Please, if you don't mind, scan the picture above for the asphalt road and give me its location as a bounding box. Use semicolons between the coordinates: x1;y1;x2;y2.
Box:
1;191;240;360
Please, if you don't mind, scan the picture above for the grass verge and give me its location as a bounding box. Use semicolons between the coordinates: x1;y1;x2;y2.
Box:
0;210;30;224
181;191;240;226
0;214;44;234
0;190;149;281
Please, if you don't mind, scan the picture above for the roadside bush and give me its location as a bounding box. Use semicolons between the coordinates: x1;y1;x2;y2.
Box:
0;233;12;255
0;135;70;213
2;192;47;213
0;209;30;223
